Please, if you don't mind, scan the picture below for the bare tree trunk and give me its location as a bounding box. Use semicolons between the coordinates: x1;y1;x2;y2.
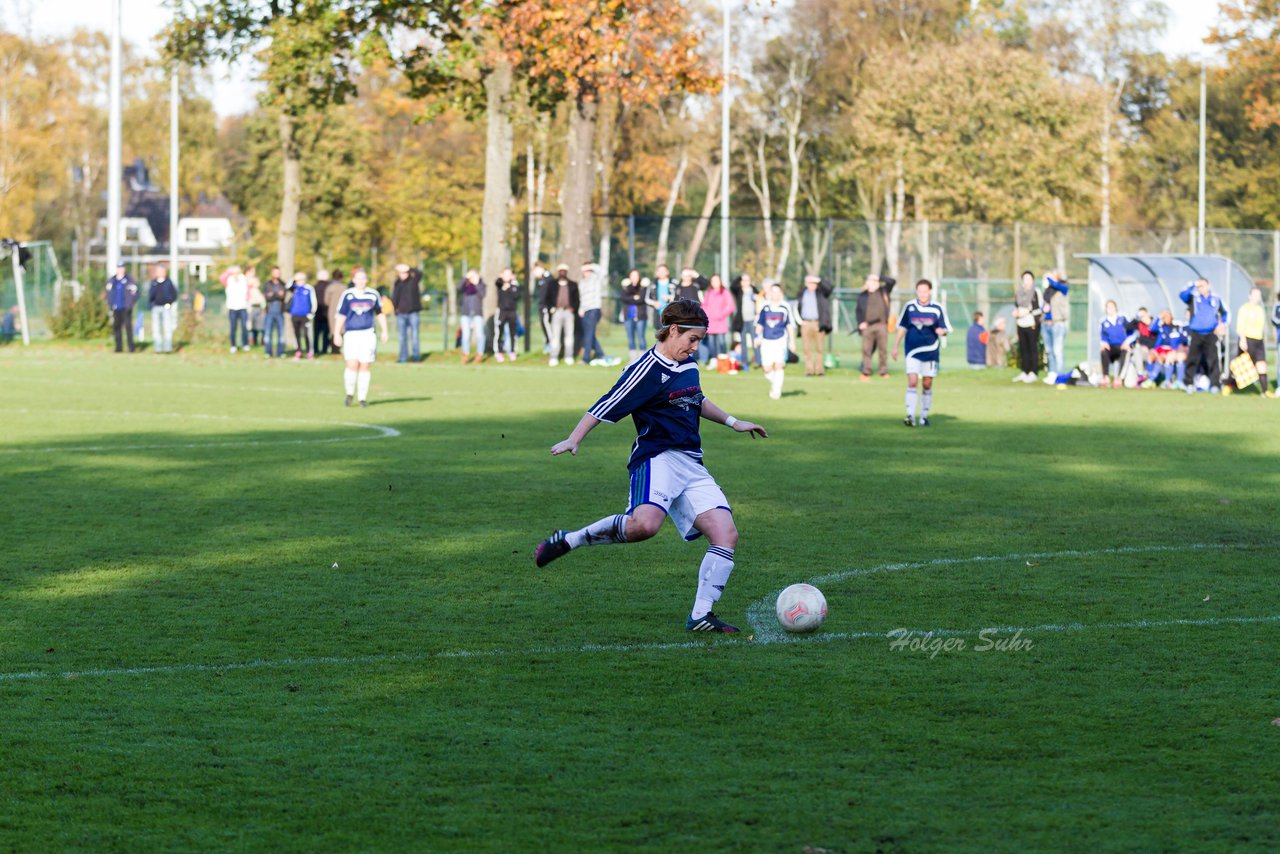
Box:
1052;196;1067;272
773;56;810;283
596;95;622;284
527;117;549;276
560;97;598;272
857;182;882;276
277;111;301;279
656;143;688;268
480;59;514;317
1099;104;1111;254
743;133;775;274
684;160;722;270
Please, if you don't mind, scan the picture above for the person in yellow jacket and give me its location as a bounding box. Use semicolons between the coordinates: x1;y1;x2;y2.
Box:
1229;287;1271;396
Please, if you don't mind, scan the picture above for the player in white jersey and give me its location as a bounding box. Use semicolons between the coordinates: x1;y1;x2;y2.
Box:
892;279;951;427
333;268;390;407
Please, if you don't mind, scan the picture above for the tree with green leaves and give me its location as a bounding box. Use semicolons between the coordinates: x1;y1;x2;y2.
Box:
167;1;461;278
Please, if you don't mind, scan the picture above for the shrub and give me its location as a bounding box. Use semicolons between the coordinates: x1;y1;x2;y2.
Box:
49;286;111;340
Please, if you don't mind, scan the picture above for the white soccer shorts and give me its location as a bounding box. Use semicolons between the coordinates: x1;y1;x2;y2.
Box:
342;328;378;363
627;449;730;542
758;338;789;366
905;355;939;378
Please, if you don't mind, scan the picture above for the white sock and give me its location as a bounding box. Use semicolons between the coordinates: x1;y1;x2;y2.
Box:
905;388;918;418
764;368;775;385
772;371;784;395
922;390;933;417
565;514;628;549
356;370;371;401
344;368;357;395
691;545;735;619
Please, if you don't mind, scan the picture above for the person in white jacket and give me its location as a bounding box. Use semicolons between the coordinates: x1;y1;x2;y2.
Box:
223;266;250;353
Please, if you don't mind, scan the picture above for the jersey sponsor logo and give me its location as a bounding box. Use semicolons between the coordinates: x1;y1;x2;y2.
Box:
667;385;704;411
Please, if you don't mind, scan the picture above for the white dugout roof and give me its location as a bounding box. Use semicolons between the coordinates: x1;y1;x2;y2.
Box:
1078;254;1259;366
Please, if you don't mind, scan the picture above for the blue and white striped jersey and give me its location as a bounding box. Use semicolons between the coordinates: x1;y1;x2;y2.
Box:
899;299;950;362
338;288;381;332
755;302;794;340
587;348;704;472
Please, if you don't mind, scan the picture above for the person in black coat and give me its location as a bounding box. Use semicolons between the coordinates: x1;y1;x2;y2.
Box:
495;268;522;361
105;262;139;353
855;274;895;379
390;264;423;362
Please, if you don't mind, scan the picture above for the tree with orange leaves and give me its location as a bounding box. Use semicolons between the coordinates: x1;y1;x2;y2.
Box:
487;0;719;271
1213;0;1280;131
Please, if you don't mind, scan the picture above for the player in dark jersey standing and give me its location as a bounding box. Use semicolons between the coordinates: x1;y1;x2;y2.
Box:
533;300;769;633
333;268;390;407
892;279;951;427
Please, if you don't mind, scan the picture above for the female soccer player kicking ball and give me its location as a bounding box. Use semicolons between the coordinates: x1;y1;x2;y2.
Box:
533;299;769;633
892;279;951;427
333;268;390;407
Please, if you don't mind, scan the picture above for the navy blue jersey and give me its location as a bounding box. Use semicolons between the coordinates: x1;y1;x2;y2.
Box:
898;299;951;362
587;348;704;472
755;302;794;341
338;288;381;332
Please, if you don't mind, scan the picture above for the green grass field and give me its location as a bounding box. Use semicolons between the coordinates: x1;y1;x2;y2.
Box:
2;333;1278;852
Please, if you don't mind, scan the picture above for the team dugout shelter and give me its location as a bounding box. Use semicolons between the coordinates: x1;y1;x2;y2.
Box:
1077;254;1260;368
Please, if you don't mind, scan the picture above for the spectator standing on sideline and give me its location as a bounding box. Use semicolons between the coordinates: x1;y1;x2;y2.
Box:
247;273;265;348
1011;270;1042;382
324;270;346;357
224;265;250;353
148;263;178;354
620;269;650;364
966;311;987;369
649;264;674;318
795;273;833;377
495;268;521;362
0;306;18;343
288;272;316;359
579;261;613;366
1179;277;1229;393
701;274;736;366
391;263;423;363
333;268;389;407
535;265;558;352
986;316;1010;367
458;269;487;363
542;265;579;366
313;269;333;355
730;273;758;371
1041;271;1070;376
1227;286;1270;396
105;261;139;353
856;273;895;380
262;267;287;358
674;267;705;303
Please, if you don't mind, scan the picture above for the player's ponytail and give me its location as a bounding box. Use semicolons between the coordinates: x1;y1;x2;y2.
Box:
655;299;709;342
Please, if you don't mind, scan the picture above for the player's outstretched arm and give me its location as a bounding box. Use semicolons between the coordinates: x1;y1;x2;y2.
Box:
891;326;905;360
551;413;602;456
700;399;768;439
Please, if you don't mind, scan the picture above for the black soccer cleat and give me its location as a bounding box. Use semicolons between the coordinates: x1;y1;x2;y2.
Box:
344;394;353;407
918;416;931;427
359;400;369;408
903;416;915;427
686;611;739;633
534;529;572;567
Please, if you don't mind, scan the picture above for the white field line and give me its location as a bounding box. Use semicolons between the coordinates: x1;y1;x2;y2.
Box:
2;408;399;453
745;542;1265;644
3;544;1277;684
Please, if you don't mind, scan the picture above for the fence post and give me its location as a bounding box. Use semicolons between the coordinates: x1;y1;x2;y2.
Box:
524;211;533;353
627;215;635;273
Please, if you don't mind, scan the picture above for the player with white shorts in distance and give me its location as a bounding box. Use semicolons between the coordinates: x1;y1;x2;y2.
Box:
753;281;796;400
892;279;951;427
333;268;390;408
533;299;770;633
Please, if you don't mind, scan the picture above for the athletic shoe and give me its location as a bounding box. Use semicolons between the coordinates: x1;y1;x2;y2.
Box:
230;346;237;353
686;612;739;633
859;374;871;383
1210;386;1221;395
495;352;506;363
549;358;559;367
534;529;571;567
359;399;369;407
918;417;931;427
565;357;575;365
903;416;915;427
344;395;353;407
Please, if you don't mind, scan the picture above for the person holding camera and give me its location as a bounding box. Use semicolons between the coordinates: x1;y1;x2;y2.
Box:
856;273;895;380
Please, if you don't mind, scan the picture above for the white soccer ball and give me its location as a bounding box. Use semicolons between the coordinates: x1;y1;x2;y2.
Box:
1194;374;1210;391
775;583;827;633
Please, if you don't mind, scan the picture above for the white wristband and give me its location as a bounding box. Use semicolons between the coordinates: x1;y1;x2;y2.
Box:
724;416;738;428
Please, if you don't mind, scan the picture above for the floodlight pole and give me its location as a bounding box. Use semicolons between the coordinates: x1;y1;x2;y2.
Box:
170;45;180;287
1197;60;1207;255
719;0;731;284
107;0;123;276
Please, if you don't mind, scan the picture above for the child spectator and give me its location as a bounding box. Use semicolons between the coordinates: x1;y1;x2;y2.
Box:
247;274;266;348
985;316;1010;367
966;311;987;369
1151;310;1188;389
1099;300;1130;387
1126;307;1157;386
